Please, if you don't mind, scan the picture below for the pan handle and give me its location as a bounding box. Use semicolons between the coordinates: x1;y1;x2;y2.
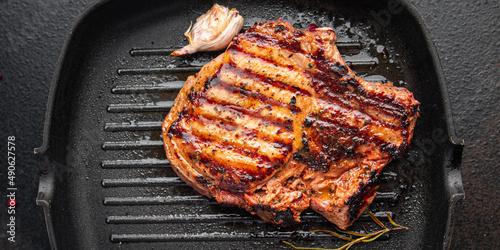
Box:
36;156;58;250
442;136;464;250
447;136;465;199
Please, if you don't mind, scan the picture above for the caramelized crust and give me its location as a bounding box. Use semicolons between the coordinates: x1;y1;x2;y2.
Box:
162;19;419;228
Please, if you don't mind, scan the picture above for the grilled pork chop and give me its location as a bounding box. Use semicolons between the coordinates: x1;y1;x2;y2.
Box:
162;19;420;229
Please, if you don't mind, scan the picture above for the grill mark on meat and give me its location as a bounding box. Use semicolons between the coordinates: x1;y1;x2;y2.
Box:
225;64;311;101
292;101;406;172
198;148;279;192
309;60;413;121
239;32;303;54
218;65;308;109
198;101;294;132
204;84;296;129
169;115;292;192
311;77;408;127
306;118;365;154
311;50;418;108
192;103;295;144
230;36;314;98
358;79;419;109
316;101;406;147
232;33;315;79
301;116;406;166
228;49;315;94
178;116;293;161
167;112;190;139
233;29;414;129
168;134;282;192
241;28;417;115
245;20;417;108
216;78;301;114
343;91;406;119
187;74;295;130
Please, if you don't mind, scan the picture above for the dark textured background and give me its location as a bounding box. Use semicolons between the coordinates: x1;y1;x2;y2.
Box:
0;0;498;249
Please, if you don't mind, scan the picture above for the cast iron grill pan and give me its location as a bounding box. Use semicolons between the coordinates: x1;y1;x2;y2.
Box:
35;0;464;249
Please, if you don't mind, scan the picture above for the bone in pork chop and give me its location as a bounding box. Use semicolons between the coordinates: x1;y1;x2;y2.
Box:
162;19;420;229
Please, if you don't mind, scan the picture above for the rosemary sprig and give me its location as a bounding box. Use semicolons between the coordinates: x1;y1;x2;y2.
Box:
282;211;408;250
309;230;352;242
366;211;386;229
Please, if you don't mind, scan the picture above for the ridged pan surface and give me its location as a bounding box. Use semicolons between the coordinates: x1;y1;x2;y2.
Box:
36;0;463;249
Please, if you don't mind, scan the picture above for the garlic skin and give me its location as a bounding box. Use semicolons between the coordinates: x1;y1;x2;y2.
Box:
171;4;244;56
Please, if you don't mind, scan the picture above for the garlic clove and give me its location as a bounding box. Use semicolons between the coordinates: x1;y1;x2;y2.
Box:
171;4;244;56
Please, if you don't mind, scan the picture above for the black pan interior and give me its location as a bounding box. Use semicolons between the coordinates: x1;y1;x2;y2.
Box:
37;0;463;249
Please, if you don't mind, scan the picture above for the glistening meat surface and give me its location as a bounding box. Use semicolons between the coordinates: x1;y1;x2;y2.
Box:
162;19;420;229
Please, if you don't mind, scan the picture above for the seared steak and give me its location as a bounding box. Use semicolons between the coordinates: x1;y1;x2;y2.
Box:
162;19;420;229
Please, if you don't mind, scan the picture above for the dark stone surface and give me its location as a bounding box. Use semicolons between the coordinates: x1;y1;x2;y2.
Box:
411;1;500;248
1;1;92;249
0;0;498;249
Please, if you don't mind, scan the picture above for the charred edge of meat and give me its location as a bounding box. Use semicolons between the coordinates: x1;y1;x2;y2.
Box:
412;104;420;114
382;139;409;157
253;204;297;227
346;170;380;222
167;118;184;138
